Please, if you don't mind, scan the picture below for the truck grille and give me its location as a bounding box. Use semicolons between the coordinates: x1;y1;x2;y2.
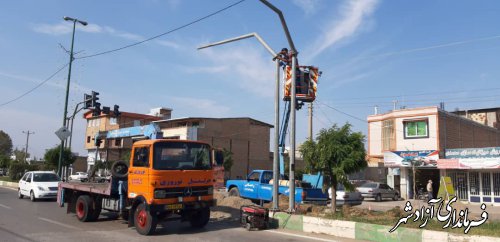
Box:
155;186;211;199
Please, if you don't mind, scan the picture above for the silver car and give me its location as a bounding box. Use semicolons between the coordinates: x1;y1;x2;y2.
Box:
357;182;399;202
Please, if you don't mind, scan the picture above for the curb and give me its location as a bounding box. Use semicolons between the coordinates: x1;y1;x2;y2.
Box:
270;212;500;242
0;181;18;188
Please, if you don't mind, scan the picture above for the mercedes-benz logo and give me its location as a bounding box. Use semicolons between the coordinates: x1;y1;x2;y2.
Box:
184;187;193;197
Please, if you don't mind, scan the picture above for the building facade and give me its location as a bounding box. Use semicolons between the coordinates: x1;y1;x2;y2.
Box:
367;106;500;202
83;108;166;171
156;117;272;179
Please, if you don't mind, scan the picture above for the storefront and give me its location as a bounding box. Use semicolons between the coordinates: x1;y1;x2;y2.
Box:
384;150;440;199
438;147;500;205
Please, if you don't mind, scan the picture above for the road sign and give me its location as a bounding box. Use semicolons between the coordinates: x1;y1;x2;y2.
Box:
55;126;71;141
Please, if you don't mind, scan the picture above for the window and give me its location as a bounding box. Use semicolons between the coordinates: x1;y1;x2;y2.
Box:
382;119;395;150
87;136;91;143
247;172;261;182
469;172;480;196
114;138;122;147
191;121;200;127
27;173;32;182
110;117;117;125
404;119;428;138
153;142;211;170
21;173;29;181
261;172;273;184
133;120;141;126
133;147;149;167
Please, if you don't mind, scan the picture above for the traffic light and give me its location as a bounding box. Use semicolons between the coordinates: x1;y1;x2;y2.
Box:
113;105;121;117
102;106;111;115
91;91;100;107
92;102;101;117
83;94;92;109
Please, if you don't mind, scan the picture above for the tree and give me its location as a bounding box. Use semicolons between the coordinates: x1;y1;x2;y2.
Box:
222;148;234;179
0;130;13;156
300;123;367;213
44;145;76;169
13;149;29;163
0;154;12;169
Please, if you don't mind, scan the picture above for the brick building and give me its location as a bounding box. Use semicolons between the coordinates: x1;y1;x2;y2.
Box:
367;106;500;200
83;108;166;171
156;117;273;179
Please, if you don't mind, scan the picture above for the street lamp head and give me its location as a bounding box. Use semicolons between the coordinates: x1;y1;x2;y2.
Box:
63;16;88;26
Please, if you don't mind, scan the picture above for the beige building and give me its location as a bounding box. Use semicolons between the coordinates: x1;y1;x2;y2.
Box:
156;117;272;179
367;106;500;199
83;108;166;171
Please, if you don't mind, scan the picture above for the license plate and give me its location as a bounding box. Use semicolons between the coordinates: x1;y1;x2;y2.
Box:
165;204;183;210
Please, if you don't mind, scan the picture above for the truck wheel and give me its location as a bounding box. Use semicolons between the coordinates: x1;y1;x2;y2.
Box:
89;198;102;221
134;203;157;235
189;207;210;228
76;195;94;222
228;187;240;197
111;160;128;179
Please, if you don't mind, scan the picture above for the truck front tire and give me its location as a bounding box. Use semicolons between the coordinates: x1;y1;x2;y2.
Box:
189;208;210;228
228;187;240;197
134;203;157;235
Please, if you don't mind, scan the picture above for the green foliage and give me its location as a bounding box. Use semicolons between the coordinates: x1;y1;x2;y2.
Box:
9;161;37;180
121;150;131;166
43;145;76;169
222;148;234;171
12;149;29;162
300;123;367;212
0;155;12;169
0;130;13;156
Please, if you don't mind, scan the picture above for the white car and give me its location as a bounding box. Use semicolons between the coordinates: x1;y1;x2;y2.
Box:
18;171;60;201
328;184;364;206
69;172;88;182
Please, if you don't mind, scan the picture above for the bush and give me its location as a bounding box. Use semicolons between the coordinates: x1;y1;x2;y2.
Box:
9;162;37;180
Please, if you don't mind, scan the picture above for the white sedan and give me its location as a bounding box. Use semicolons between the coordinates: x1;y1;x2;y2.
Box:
328;184;364;206
18;171;60;201
69;172;88;182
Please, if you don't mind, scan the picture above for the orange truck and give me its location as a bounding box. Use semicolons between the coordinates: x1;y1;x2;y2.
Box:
57;139;223;235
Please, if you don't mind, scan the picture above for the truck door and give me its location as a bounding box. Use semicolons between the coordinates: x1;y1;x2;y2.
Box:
128;146;151;200
241;171;261;199
258;171;274;201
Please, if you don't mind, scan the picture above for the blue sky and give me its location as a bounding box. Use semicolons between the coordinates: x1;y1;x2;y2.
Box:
1;0;500;158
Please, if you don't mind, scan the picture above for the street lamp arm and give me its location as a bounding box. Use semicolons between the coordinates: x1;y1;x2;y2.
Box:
197;32;276;57
259;0;297;55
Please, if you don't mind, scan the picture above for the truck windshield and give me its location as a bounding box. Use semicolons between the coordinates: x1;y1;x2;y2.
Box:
153;142;211;170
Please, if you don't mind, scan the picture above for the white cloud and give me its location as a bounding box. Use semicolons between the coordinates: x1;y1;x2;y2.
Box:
292;0;321;15
0;70;91;93
306;0;379;60
195;45;275;97
32;22;180;49
170;96;230;117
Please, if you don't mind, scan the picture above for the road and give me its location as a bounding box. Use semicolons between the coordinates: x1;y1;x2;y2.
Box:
0;187;357;242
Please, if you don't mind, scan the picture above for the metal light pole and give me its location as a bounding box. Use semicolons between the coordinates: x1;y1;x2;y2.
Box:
259;0;298;212
57;16;87;176
198;33;282;210
22;131;34;163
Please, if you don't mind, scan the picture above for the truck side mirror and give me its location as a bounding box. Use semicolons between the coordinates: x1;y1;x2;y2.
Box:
213;150;224;166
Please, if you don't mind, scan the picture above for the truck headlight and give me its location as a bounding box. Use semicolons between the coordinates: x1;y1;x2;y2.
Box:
154;190;166;199
207;187;213;195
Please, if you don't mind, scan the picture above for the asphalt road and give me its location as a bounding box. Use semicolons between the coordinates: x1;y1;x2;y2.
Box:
0;187;357;242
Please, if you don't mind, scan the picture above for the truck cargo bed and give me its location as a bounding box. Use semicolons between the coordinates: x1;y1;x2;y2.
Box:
59;182;112;196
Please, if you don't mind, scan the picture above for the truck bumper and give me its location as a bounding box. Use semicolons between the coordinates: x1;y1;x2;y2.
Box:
149;199;216;212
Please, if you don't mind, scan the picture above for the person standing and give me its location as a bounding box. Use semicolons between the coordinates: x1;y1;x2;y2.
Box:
427;179;434;200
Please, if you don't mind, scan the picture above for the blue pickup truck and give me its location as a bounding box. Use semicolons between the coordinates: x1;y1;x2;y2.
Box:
226;170;328;204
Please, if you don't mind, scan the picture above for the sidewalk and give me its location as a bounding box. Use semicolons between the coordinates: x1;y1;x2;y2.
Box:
357;199;500;221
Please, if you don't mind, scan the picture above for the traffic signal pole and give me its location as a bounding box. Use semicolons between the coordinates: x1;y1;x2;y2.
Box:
259;0;298;212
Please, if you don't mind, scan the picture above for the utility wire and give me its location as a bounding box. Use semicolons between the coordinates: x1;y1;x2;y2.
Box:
0;63;69;108
77;0;247;60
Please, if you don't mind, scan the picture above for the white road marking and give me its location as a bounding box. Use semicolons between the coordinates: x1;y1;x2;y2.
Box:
0;203;12;209
38;217;80;230
265;230;340;242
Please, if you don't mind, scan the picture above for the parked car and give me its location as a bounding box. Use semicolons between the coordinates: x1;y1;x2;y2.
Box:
328;184;364;206
356;182;399;201
18;171;60;201
68;172;88;182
